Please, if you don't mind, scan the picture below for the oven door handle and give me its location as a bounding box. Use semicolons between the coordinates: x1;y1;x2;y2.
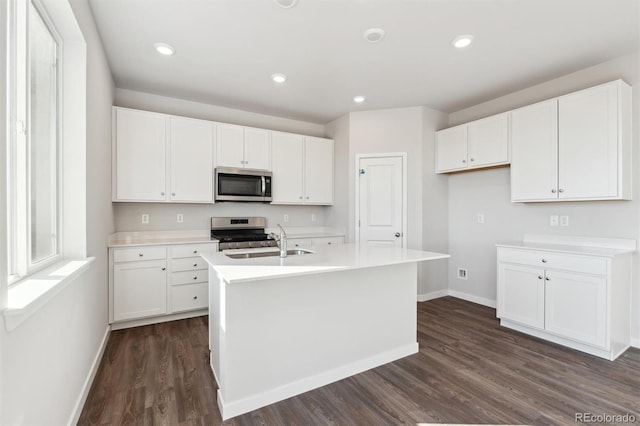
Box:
261;176;266;196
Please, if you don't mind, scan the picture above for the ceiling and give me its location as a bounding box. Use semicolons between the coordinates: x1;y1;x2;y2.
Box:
88;0;639;124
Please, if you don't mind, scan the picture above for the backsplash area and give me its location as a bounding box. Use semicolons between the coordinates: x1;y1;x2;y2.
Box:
113;202;329;232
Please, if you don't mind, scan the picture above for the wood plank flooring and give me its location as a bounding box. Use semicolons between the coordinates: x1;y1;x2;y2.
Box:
78;297;640;425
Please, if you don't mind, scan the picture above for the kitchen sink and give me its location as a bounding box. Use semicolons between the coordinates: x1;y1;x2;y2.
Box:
225;249;314;259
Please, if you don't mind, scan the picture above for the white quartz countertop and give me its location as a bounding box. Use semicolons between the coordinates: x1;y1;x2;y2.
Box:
496;241;634;257
108;231;217;248
264;227;345;239
201;243;449;283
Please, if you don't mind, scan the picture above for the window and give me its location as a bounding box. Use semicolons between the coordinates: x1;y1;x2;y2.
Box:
7;0;61;283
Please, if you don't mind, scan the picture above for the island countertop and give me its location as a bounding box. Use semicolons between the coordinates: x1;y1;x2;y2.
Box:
201;243;449;283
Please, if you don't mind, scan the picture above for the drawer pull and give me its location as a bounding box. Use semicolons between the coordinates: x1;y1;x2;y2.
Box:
138;253;143;257
541;259;547;263
162;267;166;271
193;263;198;267
551;189;557;193
545;277;551;281
328;242;332;245
193;296;198;300
193;250;198;254
193;276;198;280
538;275;543;280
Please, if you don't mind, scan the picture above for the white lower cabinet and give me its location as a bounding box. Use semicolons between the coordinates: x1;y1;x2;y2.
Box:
110;241;218;328
496;245;631;360
288;236;344;249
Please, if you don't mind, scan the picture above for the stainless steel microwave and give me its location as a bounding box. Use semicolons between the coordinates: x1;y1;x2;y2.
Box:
215;167;272;202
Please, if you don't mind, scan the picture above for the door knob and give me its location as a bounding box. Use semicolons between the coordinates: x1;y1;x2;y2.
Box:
395;232;401;237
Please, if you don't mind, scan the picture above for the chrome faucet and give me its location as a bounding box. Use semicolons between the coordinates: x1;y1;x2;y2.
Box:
269;224;288;258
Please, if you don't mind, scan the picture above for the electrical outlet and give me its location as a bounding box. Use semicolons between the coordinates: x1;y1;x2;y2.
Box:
311;213;316;222
560;215;569;227
477;213;485;224
457;268;468;280
550;215;559;226
177;213;184;223
141;214;149;224
283;214;289;223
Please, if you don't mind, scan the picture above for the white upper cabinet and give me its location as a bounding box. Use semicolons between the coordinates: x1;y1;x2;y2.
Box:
216;124;271;170
435;112;509;173
510;99;559;201
511;80;631;202
435;125;467;172
114;108;167;201
113;107;214;203
271;132;304;203
272;132;334;205
170;116;214;202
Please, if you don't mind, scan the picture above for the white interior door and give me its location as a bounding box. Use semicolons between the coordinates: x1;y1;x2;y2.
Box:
357;155;404;247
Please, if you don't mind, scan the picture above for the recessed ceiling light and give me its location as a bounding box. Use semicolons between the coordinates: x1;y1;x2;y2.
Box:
273;0;297;8
363;28;385;43
271;73;288;84
153;42;175;56
451;34;474;49
353;96;366;103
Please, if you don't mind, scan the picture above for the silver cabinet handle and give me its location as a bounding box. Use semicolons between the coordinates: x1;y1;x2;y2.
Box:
328;242;332;245
551;189;557;193
306;196;309;199
172;192;176;196
193;276;198;280
161;267;166;271
299;196;303;199
462;159;466;163
545;277;551;281
193;263;198;267
261;176;266;195
558;189;564;193
138;253;143;257
538;275;543;280
193;296;198;300
470;158;475;162
193;250;198;254
541;259;547;263
395;232;401;237
161;192;165;196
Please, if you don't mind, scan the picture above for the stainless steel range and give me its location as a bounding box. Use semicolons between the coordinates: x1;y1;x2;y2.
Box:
210;217;278;251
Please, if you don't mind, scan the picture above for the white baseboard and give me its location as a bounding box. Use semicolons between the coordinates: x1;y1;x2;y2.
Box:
417;290;448;302
417;289;496;309
68;326;111;426
632;337;640;349
218;342;419;420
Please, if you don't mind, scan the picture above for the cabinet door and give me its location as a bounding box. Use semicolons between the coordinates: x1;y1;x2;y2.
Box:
216;124;245;168
170;117;213;202
244;128;271;170
497;263;545;329
558;83;618;199
467;113;509;168
115;108;167;201
435;125;467;172
304;137;334;204
271;132;304;203
113;260;167;321
510;100;558;201
544;271;607;348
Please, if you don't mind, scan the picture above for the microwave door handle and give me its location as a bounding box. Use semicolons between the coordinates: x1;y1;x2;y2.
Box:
261;176;266;196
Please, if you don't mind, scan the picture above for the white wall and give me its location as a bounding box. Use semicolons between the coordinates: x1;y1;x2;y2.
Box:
324;113;350;234
0;0;115;423
112;89;331;232
445;52;640;341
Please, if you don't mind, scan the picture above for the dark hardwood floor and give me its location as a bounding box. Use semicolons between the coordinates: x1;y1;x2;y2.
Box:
78;297;640;425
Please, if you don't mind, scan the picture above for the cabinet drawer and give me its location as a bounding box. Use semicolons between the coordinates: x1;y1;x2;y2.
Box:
171;256;207;272
171;269;208;286
171;282;208;313
312;236;344;246
113;246;167;263
498;248;607;275
171;243;217;259
289;238;313;248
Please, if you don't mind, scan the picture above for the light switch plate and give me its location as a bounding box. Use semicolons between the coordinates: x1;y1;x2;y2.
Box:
141;214;149;224
560;216;569;226
550;215;559;226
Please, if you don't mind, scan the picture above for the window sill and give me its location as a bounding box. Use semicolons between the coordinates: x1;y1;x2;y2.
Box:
4;257;95;331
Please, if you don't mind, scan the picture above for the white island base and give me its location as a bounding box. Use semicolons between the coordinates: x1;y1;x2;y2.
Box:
203;244;448;420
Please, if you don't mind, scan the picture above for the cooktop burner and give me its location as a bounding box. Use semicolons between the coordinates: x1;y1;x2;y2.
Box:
210;216;278;250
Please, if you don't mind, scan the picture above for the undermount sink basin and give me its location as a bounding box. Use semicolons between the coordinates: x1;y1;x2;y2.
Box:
225;249;314;259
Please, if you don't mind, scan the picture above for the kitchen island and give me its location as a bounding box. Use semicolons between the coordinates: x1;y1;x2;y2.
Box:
201;243;449;420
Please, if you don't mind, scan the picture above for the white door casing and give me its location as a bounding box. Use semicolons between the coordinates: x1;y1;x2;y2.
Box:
355;153;406;247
